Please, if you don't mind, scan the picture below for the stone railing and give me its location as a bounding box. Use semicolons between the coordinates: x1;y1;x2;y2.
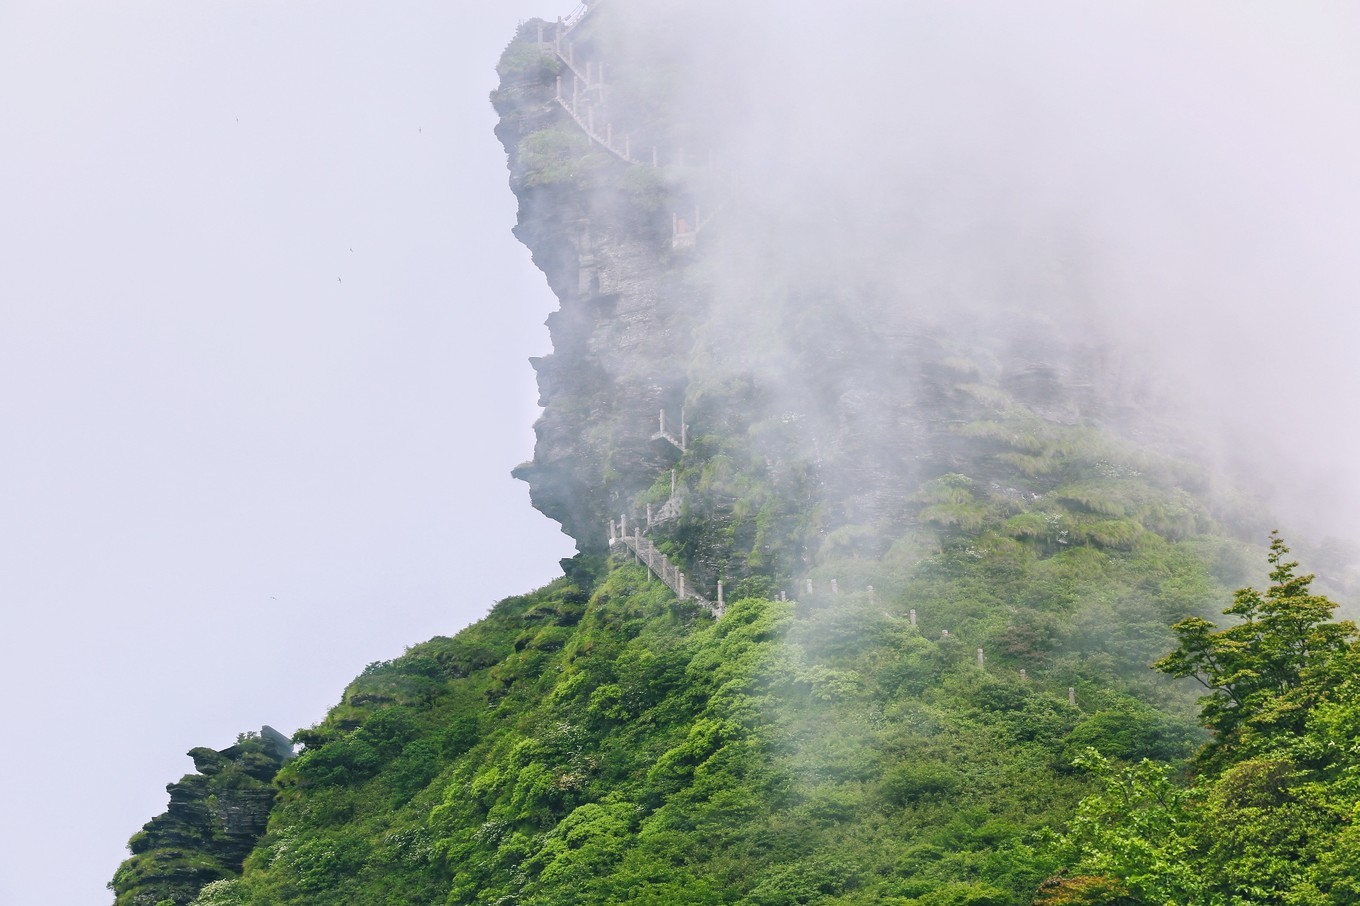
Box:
652;408;687;452
530;7;723;245
609;517;724;618
561;0;595;33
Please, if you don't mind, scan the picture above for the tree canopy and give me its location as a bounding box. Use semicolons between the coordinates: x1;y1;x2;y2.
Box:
1050;534;1360;905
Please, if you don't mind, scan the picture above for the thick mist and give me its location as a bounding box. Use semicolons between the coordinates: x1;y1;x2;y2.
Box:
594;0;1360;548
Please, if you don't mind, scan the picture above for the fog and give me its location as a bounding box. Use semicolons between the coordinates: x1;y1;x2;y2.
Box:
594;0;1360;546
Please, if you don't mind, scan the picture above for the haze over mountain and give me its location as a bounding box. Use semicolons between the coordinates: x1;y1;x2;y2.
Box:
49;1;1360;904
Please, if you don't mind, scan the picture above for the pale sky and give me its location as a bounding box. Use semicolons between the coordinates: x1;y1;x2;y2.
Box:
0;3;574;902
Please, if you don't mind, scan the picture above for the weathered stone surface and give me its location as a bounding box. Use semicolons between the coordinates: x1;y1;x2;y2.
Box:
109;728;292;906
492;16;1172;599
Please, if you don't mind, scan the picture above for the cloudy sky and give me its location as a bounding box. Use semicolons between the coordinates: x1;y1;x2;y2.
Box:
0;2;573;901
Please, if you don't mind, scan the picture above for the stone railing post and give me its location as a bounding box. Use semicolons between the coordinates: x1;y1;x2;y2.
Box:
717;581;724;609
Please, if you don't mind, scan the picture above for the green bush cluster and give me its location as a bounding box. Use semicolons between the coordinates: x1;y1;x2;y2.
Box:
129;514;1242;906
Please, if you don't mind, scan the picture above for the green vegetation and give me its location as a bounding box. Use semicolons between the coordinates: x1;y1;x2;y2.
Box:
1046;536;1360;904
114;503;1246;905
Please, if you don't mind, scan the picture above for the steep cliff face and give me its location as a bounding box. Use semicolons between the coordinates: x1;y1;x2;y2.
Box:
491;12;1246;600
109;728;293;906
494;36;696;560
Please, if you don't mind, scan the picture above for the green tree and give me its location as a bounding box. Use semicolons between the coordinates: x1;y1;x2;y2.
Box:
1048;535;1360;904
1153;531;1357;768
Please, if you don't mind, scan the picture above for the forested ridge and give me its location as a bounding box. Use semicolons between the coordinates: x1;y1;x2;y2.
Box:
114;529;1360;905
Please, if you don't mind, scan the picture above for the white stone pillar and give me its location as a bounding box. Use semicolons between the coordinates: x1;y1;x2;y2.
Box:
717;581;724;608
1019;669;1028;681
977;648;985;670
679;573;685;598
620;512;627;536
805;578;813;595
909;609;917;626
831;578;839;594
1069;687;1077;706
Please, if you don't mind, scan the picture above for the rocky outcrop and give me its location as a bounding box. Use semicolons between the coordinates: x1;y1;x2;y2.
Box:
491;15;1169;596
109;727;293;906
